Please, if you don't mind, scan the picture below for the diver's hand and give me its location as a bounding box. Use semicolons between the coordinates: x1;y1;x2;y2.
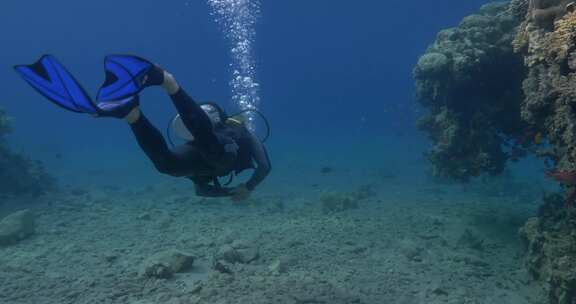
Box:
231;183;251;202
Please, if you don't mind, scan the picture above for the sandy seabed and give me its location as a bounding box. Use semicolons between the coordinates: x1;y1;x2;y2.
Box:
0;167;550;304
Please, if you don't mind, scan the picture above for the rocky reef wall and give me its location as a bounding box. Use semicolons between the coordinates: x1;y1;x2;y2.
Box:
0;108;55;197
415;1;576;303
514;0;576;173
514;0;576;303
520;194;576;304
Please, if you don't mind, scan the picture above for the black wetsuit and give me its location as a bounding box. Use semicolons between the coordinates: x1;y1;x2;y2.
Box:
129;88;271;197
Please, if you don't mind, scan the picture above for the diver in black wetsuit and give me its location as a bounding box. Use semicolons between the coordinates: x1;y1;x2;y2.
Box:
126;66;271;201
14;55;271;201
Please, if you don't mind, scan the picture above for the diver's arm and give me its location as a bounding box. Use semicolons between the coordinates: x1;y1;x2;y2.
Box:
245;131;271;191
190;177;233;197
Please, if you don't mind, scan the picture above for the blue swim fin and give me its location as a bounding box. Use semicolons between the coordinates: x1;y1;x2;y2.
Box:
14;55;100;114
96;55;155;102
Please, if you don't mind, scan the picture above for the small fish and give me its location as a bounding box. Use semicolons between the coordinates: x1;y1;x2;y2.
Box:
545;170;576;208
545;170;576;185
534;132;543;145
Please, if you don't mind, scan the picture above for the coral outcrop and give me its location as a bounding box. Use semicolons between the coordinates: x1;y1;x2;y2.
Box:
414;2;527;181
512;1;576;302
516;1;576;172
417;1;576;303
520;194;576;304
0;108;55;196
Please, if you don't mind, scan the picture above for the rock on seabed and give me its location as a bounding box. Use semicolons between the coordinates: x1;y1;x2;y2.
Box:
0;209;35;246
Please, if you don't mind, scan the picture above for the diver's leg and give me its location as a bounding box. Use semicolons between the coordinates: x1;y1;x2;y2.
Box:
160;72;225;160
140;65;226;161
126;108;199;176
144;66;220;147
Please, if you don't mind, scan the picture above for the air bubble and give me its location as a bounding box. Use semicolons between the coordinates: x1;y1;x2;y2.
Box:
207;0;261;130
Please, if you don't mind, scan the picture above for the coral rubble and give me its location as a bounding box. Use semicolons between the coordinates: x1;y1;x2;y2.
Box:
320;191;359;214
139;249;195;279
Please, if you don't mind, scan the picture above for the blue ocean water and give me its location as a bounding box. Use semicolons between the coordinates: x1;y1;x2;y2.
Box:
0;0;493;189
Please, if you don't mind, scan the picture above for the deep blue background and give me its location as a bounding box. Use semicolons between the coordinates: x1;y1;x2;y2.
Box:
0;0;489;172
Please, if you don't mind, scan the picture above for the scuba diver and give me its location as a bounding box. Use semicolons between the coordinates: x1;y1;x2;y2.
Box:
14;55;271;201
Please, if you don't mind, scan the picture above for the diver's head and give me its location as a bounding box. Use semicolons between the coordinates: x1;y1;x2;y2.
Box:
201;104;222;124
200;102;227;125
171;102;227;142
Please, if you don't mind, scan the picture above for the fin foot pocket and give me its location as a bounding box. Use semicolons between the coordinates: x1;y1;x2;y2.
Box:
96;55;157;102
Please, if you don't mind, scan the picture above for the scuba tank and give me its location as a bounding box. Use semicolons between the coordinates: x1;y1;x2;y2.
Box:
166;104;270;186
166;103;270;147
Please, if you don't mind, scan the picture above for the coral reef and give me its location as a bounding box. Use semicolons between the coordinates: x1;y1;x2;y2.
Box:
530;0;575;29
416;0;576;182
520;194;576;304
517;6;576;174
417;1;576;302
414;2;527;181
511;0;531;20
0;108;55;196
513;0;576;210
513;1;576;302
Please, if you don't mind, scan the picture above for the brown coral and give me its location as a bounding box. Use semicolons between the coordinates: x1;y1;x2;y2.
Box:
529;0;575;29
520;7;576;170
515;1;576;65
513;21;531;52
550;10;576;60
